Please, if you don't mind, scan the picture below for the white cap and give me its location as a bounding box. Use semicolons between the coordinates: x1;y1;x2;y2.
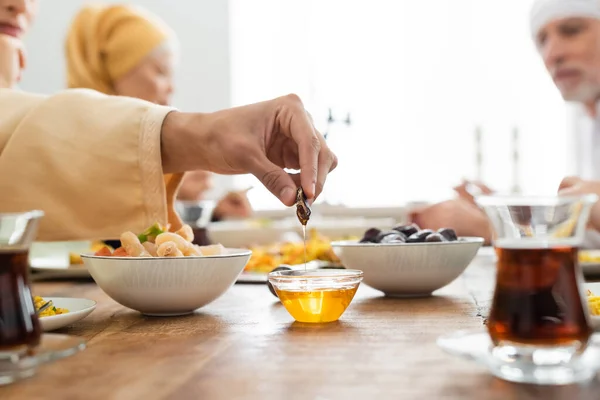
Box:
530;0;600;38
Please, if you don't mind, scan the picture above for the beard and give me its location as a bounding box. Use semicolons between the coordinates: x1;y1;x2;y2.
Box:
559;79;600;103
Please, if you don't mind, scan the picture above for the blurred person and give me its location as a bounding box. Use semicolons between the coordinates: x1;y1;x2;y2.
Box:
0;0;31;87
65;3;252;221
412;0;600;245
0;0;336;241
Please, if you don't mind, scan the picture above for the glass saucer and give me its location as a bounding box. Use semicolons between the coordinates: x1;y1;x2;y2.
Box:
437;330;600;385
0;333;86;386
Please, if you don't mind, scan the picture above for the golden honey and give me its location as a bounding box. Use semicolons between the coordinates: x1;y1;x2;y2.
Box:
275;287;358;323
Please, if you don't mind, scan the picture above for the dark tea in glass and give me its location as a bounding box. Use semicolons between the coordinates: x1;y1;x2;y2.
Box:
477;194;599;385
489;245;591;349
0;249;41;355
0;210;44;361
0;210;86;387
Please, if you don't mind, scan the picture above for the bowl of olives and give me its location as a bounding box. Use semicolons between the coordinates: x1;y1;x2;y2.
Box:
330;224;484;297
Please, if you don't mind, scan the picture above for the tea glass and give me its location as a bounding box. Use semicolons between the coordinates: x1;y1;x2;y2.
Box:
476;194;598;385
0;211;85;385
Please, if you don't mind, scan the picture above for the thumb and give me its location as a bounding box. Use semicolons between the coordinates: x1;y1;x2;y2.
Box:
251;158;297;206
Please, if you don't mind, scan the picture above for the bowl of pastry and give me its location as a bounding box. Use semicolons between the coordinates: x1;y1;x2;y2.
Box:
82;223;251;316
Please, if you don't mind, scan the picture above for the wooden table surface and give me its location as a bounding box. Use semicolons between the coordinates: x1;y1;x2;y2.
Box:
2;258;600;400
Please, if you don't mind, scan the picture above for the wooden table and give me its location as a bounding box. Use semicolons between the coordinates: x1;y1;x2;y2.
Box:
2;258;600;400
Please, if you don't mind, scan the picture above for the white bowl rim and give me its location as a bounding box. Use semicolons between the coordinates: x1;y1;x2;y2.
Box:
80;248;252;260
330;237;485;247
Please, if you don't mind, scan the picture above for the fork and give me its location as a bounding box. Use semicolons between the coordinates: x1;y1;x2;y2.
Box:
37;300;53;314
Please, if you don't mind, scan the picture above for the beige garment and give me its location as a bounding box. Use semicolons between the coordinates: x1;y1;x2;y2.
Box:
0;88;184;241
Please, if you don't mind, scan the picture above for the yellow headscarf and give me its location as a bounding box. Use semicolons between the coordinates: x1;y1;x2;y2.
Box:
65;4;174;94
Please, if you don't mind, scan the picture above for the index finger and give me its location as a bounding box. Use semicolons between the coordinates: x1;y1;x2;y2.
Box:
283;96;319;198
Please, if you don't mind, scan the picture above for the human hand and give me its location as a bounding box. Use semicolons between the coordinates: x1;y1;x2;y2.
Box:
409;199;492;243
177;170;213;201
558;176;600;231
214;189;253;220
161;94;338;206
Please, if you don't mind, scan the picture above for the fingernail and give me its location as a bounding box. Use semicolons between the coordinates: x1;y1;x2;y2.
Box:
280;187;295;204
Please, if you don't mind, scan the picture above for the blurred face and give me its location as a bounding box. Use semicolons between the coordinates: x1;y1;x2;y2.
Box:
113;46;175;106
0;0;37;39
537;17;600;103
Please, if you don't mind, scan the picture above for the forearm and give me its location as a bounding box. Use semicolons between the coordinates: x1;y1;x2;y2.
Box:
161;112;215;173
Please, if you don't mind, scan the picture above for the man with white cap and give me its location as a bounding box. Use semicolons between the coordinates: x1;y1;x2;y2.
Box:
532;0;600;233
412;0;600;241
533;0;600;167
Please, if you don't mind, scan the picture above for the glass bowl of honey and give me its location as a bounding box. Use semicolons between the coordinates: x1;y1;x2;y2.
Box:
268;269;363;323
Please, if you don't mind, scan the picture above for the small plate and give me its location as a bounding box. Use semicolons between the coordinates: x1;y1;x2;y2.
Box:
581;250;600;276
39;298;96;331
585;282;600;329
438;330;600;385
29;241;95;280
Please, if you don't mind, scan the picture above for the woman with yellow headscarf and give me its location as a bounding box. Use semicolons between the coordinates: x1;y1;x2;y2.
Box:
66;3;175;105
65;3;253;225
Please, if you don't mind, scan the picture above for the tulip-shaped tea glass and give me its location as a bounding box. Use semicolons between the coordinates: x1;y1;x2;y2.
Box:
0;211;85;385
476;195;598;384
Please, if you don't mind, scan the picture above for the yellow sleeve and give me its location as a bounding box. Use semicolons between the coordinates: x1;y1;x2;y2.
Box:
0;88;184;241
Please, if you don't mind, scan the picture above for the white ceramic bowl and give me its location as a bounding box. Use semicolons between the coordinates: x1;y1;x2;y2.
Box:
81;248;251;316
330;237;484;297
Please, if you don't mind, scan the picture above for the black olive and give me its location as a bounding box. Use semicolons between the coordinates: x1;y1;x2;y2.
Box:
425;233;445;243
375;230;400;243
437;228;458;241
267;265;293;298
380;232;407;243
360;227;381;243
393;224;419;237
406;229;434;243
